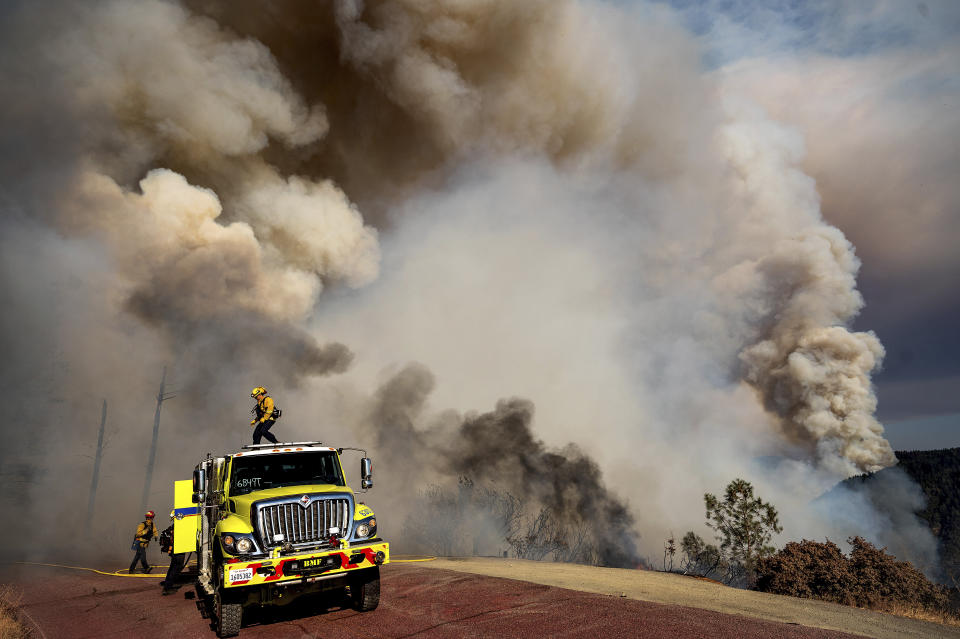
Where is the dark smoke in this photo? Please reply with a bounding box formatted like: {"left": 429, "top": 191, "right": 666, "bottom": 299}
{"left": 365, "top": 364, "right": 639, "bottom": 567}
{"left": 452, "top": 399, "right": 639, "bottom": 567}
{"left": 126, "top": 312, "right": 354, "bottom": 388}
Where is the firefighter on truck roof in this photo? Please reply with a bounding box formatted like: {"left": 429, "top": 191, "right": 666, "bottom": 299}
{"left": 250, "top": 386, "right": 281, "bottom": 445}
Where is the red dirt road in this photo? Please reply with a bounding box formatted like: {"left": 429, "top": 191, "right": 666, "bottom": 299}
{"left": 1, "top": 561, "right": 868, "bottom": 639}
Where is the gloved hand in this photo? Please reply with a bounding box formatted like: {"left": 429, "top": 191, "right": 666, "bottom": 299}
{"left": 250, "top": 419, "right": 257, "bottom": 427}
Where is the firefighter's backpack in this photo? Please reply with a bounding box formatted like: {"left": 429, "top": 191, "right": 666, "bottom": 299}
{"left": 159, "top": 526, "right": 174, "bottom": 554}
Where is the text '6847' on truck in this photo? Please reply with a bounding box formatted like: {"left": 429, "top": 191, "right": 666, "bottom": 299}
{"left": 175, "top": 441, "right": 388, "bottom": 637}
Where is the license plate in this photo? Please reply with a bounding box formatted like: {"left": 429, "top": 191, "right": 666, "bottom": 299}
{"left": 229, "top": 568, "right": 253, "bottom": 583}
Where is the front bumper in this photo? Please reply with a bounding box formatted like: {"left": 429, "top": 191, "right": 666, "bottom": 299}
{"left": 223, "top": 540, "right": 389, "bottom": 588}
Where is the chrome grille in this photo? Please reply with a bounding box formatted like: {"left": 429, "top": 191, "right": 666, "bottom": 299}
{"left": 256, "top": 498, "right": 351, "bottom": 546}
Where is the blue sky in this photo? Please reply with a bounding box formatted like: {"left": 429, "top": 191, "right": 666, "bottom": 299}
{"left": 663, "top": 0, "right": 960, "bottom": 61}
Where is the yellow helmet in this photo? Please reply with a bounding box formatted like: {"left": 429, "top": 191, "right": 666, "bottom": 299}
{"left": 251, "top": 386, "right": 266, "bottom": 398}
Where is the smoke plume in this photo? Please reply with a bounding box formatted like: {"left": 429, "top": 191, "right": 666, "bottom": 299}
{"left": 362, "top": 364, "right": 638, "bottom": 566}
{"left": 0, "top": 0, "right": 930, "bottom": 571}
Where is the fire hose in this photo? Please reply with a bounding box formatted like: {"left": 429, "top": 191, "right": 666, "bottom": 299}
{"left": 11, "top": 555, "right": 434, "bottom": 578}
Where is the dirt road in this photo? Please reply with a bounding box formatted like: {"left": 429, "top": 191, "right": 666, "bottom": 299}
{"left": 1, "top": 559, "right": 955, "bottom": 639}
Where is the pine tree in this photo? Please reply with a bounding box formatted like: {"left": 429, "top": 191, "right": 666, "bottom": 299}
{"left": 704, "top": 478, "right": 783, "bottom": 583}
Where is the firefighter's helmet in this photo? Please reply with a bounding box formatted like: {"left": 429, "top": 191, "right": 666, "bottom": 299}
{"left": 145, "top": 510, "right": 155, "bottom": 519}
{"left": 251, "top": 386, "right": 267, "bottom": 398}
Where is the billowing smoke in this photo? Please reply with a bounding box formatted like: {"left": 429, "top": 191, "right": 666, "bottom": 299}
{"left": 2, "top": 0, "right": 381, "bottom": 388}
{"left": 362, "top": 364, "right": 638, "bottom": 566}
{"left": 0, "top": 0, "right": 932, "bottom": 571}
{"left": 64, "top": 168, "right": 359, "bottom": 384}
{"left": 735, "top": 234, "right": 893, "bottom": 476}
{"left": 712, "top": 107, "right": 894, "bottom": 476}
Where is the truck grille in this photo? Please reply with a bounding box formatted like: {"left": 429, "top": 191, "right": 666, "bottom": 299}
{"left": 256, "top": 498, "right": 351, "bottom": 546}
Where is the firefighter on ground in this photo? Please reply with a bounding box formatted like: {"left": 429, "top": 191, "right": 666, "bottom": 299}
{"left": 250, "top": 386, "right": 280, "bottom": 444}
{"left": 159, "top": 511, "right": 187, "bottom": 595}
{"left": 129, "top": 510, "right": 158, "bottom": 574}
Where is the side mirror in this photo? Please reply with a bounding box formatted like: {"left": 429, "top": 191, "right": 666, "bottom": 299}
{"left": 192, "top": 468, "right": 205, "bottom": 504}
{"left": 360, "top": 458, "right": 373, "bottom": 490}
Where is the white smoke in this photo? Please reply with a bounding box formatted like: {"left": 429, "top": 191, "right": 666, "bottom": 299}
{"left": 233, "top": 168, "right": 380, "bottom": 290}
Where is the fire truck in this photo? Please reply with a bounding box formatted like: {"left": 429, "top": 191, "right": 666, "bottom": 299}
{"left": 174, "top": 442, "right": 389, "bottom": 637}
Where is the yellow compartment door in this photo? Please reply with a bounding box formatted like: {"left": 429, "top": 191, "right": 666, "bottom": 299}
{"left": 173, "top": 479, "right": 200, "bottom": 554}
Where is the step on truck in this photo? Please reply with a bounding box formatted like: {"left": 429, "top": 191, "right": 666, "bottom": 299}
{"left": 174, "top": 441, "right": 389, "bottom": 637}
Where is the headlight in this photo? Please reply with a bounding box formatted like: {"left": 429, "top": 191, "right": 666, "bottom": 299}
{"left": 356, "top": 524, "right": 370, "bottom": 539}
{"left": 221, "top": 534, "right": 254, "bottom": 555}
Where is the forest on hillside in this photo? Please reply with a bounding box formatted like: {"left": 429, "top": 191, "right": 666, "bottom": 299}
{"left": 842, "top": 447, "right": 960, "bottom": 582}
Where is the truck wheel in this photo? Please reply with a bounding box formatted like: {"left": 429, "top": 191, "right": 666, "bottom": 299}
{"left": 216, "top": 590, "right": 242, "bottom": 638}
{"left": 349, "top": 567, "right": 380, "bottom": 612}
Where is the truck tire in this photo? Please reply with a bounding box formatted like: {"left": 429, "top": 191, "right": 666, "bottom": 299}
{"left": 349, "top": 567, "right": 380, "bottom": 612}
{"left": 216, "top": 590, "right": 242, "bottom": 638}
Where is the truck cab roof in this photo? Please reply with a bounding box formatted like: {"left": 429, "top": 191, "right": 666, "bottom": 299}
{"left": 231, "top": 442, "right": 335, "bottom": 458}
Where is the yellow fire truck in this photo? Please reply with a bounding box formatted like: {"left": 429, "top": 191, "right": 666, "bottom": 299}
{"left": 174, "top": 442, "right": 388, "bottom": 637}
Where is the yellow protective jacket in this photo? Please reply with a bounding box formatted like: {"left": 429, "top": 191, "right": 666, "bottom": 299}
{"left": 253, "top": 395, "right": 275, "bottom": 425}
{"left": 135, "top": 520, "right": 157, "bottom": 548}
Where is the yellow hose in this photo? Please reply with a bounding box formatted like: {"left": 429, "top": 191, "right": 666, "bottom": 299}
{"left": 392, "top": 557, "right": 437, "bottom": 563}
{"left": 13, "top": 561, "right": 176, "bottom": 578}
{"left": 13, "top": 556, "right": 430, "bottom": 576}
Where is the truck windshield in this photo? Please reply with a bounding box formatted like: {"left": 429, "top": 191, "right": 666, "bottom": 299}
{"left": 229, "top": 452, "right": 345, "bottom": 496}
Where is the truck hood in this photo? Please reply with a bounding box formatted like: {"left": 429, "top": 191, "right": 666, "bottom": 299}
{"left": 229, "top": 484, "right": 352, "bottom": 518}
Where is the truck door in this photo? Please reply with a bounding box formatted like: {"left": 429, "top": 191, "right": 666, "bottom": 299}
{"left": 173, "top": 479, "right": 200, "bottom": 554}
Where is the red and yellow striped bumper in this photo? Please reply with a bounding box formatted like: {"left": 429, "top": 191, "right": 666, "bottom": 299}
{"left": 223, "top": 541, "right": 389, "bottom": 588}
